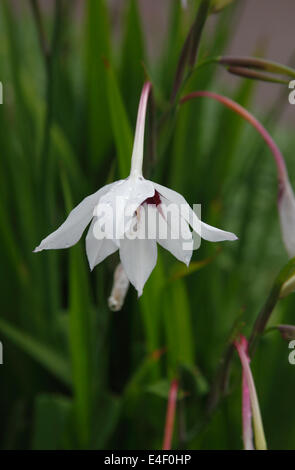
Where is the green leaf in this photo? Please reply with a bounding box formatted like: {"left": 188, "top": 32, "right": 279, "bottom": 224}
{"left": 163, "top": 279, "right": 195, "bottom": 375}
{"left": 169, "top": 249, "right": 221, "bottom": 281}
{"left": 85, "top": 0, "right": 112, "bottom": 168}
{"left": 210, "top": 77, "right": 256, "bottom": 194}
{"left": 21, "top": 72, "right": 86, "bottom": 190}
{"left": 0, "top": 196, "right": 29, "bottom": 285}
{"left": 32, "top": 394, "right": 72, "bottom": 450}
{"left": 146, "top": 379, "right": 184, "bottom": 400}
{"left": 139, "top": 252, "right": 165, "bottom": 355}
{"left": 210, "top": 0, "right": 235, "bottom": 14}
{"left": 0, "top": 317, "right": 71, "bottom": 386}
{"left": 105, "top": 61, "right": 133, "bottom": 178}
{"left": 120, "top": 0, "right": 145, "bottom": 122}
{"left": 93, "top": 394, "right": 121, "bottom": 449}
{"left": 68, "top": 245, "right": 93, "bottom": 448}
{"left": 2, "top": 0, "right": 36, "bottom": 160}
{"left": 124, "top": 350, "right": 165, "bottom": 401}
{"left": 60, "top": 173, "right": 93, "bottom": 449}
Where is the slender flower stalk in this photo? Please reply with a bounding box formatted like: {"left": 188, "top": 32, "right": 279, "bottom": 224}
{"left": 181, "top": 91, "right": 295, "bottom": 257}
{"left": 162, "top": 379, "right": 179, "bottom": 450}
{"left": 241, "top": 366, "right": 253, "bottom": 450}
{"left": 249, "top": 257, "right": 295, "bottom": 355}
{"left": 234, "top": 336, "right": 267, "bottom": 451}
{"left": 34, "top": 82, "right": 237, "bottom": 296}
{"left": 130, "top": 82, "right": 151, "bottom": 178}
{"left": 235, "top": 337, "right": 253, "bottom": 450}
{"left": 30, "top": 0, "right": 50, "bottom": 58}
{"left": 180, "top": 91, "right": 288, "bottom": 188}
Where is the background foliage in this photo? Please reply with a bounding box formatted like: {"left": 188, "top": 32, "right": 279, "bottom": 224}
{"left": 0, "top": 0, "right": 294, "bottom": 450}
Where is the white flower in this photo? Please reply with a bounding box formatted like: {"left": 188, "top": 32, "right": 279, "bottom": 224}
{"left": 34, "top": 82, "right": 237, "bottom": 296}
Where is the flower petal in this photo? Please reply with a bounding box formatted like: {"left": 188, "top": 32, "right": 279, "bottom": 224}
{"left": 86, "top": 218, "right": 118, "bottom": 271}
{"left": 34, "top": 183, "right": 117, "bottom": 252}
{"left": 153, "top": 182, "right": 188, "bottom": 206}
{"left": 278, "top": 178, "right": 295, "bottom": 257}
{"left": 197, "top": 221, "right": 238, "bottom": 242}
{"left": 99, "top": 177, "right": 155, "bottom": 240}
{"left": 119, "top": 227, "right": 157, "bottom": 297}
{"left": 157, "top": 234, "right": 192, "bottom": 266}
{"left": 153, "top": 182, "right": 237, "bottom": 242}
{"left": 147, "top": 203, "right": 192, "bottom": 266}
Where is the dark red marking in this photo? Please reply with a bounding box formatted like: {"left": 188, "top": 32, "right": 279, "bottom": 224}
{"left": 142, "top": 190, "right": 162, "bottom": 206}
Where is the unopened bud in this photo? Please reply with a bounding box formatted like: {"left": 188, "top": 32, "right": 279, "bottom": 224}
{"left": 278, "top": 179, "right": 295, "bottom": 260}
{"left": 108, "top": 263, "right": 130, "bottom": 312}
{"left": 227, "top": 66, "right": 288, "bottom": 85}
{"left": 219, "top": 56, "right": 295, "bottom": 79}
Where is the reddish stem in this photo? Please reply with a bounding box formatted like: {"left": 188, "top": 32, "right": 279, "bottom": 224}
{"left": 180, "top": 91, "right": 288, "bottom": 198}
{"left": 162, "top": 379, "right": 179, "bottom": 450}
{"left": 234, "top": 336, "right": 254, "bottom": 450}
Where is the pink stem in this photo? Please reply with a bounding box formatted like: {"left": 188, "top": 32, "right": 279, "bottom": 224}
{"left": 162, "top": 379, "right": 179, "bottom": 450}
{"left": 180, "top": 91, "right": 288, "bottom": 198}
{"left": 234, "top": 335, "right": 267, "bottom": 450}
{"left": 234, "top": 336, "right": 254, "bottom": 450}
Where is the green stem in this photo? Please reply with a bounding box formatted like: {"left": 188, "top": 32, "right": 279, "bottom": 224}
{"left": 248, "top": 287, "right": 280, "bottom": 357}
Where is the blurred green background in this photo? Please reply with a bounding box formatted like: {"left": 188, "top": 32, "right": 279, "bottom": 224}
{"left": 0, "top": 0, "right": 294, "bottom": 450}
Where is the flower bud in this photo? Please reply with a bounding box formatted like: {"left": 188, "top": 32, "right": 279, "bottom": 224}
{"left": 227, "top": 66, "right": 288, "bottom": 85}
{"left": 108, "top": 263, "right": 130, "bottom": 311}
{"left": 219, "top": 56, "right": 295, "bottom": 79}
{"left": 278, "top": 179, "right": 295, "bottom": 260}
